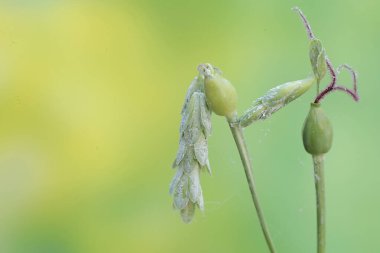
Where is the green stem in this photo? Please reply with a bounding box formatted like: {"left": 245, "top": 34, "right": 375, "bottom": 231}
{"left": 228, "top": 118, "right": 277, "bottom": 253}
{"left": 317, "top": 80, "right": 320, "bottom": 96}
{"left": 312, "top": 155, "right": 326, "bottom": 253}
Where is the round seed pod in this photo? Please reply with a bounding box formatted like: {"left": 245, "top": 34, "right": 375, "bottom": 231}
{"left": 302, "top": 103, "right": 333, "bottom": 155}
{"left": 204, "top": 73, "right": 237, "bottom": 118}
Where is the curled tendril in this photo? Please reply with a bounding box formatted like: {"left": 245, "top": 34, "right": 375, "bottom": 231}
{"left": 293, "top": 7, "right": 359, "bottom": 103}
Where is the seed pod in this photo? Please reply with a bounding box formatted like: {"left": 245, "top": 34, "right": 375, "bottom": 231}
{"left": 197, "top": 63, "right": 237, "bottom": 119}
{"left": 302, "top": 103, "right": 333, "bottom": 155}
{"left": 204, "top": 73, "right": 237, "bottom": 118}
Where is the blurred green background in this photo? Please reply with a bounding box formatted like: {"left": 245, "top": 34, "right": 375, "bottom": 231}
{"left": 0, "top": 0, "right": 378, "bottom": 252}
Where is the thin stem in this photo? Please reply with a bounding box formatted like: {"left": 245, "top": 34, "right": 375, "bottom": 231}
{"left": 314, "top": 59, "right": 337, "bottom": 103}
{"left": 325, "top": 58, "right": 337, "bottom": 89}
{"left": 228, "top": 118, "right": 277, "bottom": 253}
{"left": 292, "top": 7, "right": 315, "bottom": 40}
{"left": 312, "top": 155, "right": 326, "bottom": 253}
{"left": 337, "top": 64, "right": 357, "bottom": 93}
{"left": 332, "top": 86, "right": 359, "bottom": 101}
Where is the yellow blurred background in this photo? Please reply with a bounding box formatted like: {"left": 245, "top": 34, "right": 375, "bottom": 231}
{"left": 0, "top": 0, "right": 378, "bottom": 252}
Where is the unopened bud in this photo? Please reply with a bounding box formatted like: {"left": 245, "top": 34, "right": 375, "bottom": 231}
{"left": 198, "top": 63, "right": 238, "bottom": 119}
{"left": 302, "top": 103, "right": 333, "bottom": 155}
{"left": 240, "top": 77, "right": 315, "bottom": 127}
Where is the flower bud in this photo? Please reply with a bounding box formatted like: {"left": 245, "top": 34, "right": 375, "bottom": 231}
{"left": 198, "top": 63, "right": 237, "bottom": 118}
{"left": 239, "top": 77, "right": 315, "bottom": 127}
{"left": 302, "top": 103, "right": 333, "bottom": 155}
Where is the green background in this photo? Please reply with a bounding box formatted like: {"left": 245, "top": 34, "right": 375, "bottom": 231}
{"left": 0, "top": 0, "right": 377, "bottom": 252}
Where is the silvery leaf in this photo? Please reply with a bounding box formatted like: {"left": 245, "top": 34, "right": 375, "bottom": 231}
{"left": 180, "top": 150, "right": 197, "bottom": 173}
{"left": 203, "top": 159, "right": 212, "bottom": 175}
{"left": 197, "top": 188, "right": 204, "bottom": 211}
{"left": 189, "top": 92, "right": 202, "bottom": 128}
{"left": 194, "top": 134, "right": 208, "bottom": 166}
{"left": 181, "top": 76, "right": 201, "bottom": 115}
{"left": 180, "top": 202, "right": 195, "bottom": 223}
{"left": 169, "top": 168, "right": 183, "bottom": 194}
{"left": 180, "top": 92, "right": 202, "bottom": 135}
{"left": 189, "top": 168, "right": 201, "bottom": 203}
{"left": 199, "top": 94, "right": 212, "bottom": 136}
{"left": 180, "top": 92, "right": 196, "bottom": 134}
{"left": 173, "top": 176, "right": 189, "bottom": 210}
{"left": 172, "top": 139, "right": 186, "bottom": 168}
{"left": 184, "top": 127, "right": 201, "bottom": 146}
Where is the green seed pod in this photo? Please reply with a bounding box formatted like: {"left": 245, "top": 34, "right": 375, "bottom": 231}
{"left": 197, "top": 63, "right": 237, "bottom": 118}
{"left": 204, "top": 74, "right": 237, "bottom": 117}
{"left": 302, "top": 103, "right": 333, "bottom": 155}
{"left": 204, "top": 72, "right": 237, "bottom": 118}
